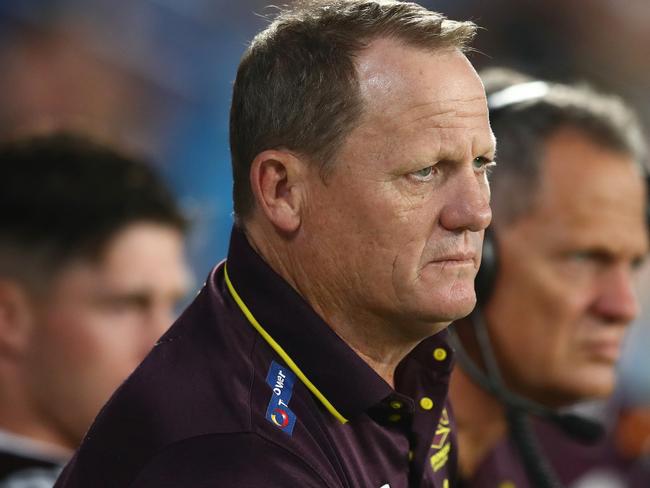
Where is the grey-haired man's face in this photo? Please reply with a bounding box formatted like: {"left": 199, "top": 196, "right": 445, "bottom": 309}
{"left": 485, "top": 127, "right": 648, "bottom": 407}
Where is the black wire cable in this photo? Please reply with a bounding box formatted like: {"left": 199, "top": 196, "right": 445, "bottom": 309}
{"left": 449, "top": 311, "right": 567, "bottom": 488}
{"left": 506, "top": 407, "right": 563, "bottom": 488}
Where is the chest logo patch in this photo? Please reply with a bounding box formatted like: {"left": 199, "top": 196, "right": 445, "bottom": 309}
{"left": 265, "top": 360, "right": 297, "bottom": 435}
{"left": 430, "top": 408, "right": 451, "bottom": 472}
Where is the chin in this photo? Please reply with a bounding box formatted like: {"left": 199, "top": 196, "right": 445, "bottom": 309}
{"left": 439, "top": 288, "right": 477, "bottom": 320}
{"left": 417, "top": 299, "right": 476, "bottom": 324}
{"left": 581, "top": 363, "right": 617, "bottom": 396}
{"left": 403, "top": 279, "right": 477, "bottom": 324}
{"left": 547, "top": 376, "right": 616, "bottom": 407}
{"left": 576, "top": 380, "right": 616, "bottom": 401}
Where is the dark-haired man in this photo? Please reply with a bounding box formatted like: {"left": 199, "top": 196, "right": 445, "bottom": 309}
{"left": 449, "top": 69, "right": 649, "bottom": 487}
{"left": 0, "top": 132, "right": 191, "bottom": 486}
{"left": 56, "top": 1, "right": 495, "bottom": 487}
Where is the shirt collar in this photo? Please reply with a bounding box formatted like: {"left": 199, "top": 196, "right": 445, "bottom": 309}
{"left": 0, "top": 429, "right": 71, "bottom": 463}
{"left": 223, "top": 225, "right": 453, "bottom": 421}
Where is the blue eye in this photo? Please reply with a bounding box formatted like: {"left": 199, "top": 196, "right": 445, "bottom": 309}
{"left": 568, "top": 252, "right": 590, "bottom": 264}
{"left": 568, "top": 250, "right": 611, "bottom": 267}
{"left": 474, "top": 156, "right": 496, "bottom": 172}
{"left": 411, "top": 166, "right": 434, "bottom": 181}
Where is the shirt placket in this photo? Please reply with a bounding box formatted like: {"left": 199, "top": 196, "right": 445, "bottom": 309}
{"left": 398, "top": 342, "right": 455, "bottom": 488}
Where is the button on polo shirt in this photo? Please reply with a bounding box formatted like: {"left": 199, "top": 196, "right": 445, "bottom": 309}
{"left": 55, "top": 227, "right": 457, "bottom": 488}
{"left": 434, "top": 348, "right": 448, "bottom": 362}
{"left": 420, "top": 397, "right": 434, "bottom": 411}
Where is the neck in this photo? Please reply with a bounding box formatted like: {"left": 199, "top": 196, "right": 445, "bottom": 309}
{"left": 306, "top": 302, "right": 422, "bottom": 388}
{"left": 0, "top": 374, "right": 75, "bottom": 454}
{"left": 449, "top": 365, "right": 508, "bottom": 478}
{"left": 245, "top": 223, "right": 432, "bottom": 388}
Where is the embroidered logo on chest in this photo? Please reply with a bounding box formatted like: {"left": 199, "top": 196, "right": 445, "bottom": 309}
{"left": 430, "top": 408, "right": 451, "bottom": 472}
{"left": 265, "top": 360, "right": 297, "bottom": 435}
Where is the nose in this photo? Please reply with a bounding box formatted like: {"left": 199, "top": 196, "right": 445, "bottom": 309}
{"left": 439, "top": 165, "right": 492, "bottom": 232}
{"left": 593, "top": 265, "right": 639, "bottom": 325}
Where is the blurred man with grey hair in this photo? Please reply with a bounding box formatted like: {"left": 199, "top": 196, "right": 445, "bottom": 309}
{"left": 449, "top": 69, "right": 649, "bottom": 488}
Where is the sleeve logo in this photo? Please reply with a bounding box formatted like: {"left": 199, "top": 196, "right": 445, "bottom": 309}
{"left": 265, "top": 360, "right": 297, "bottom": 435}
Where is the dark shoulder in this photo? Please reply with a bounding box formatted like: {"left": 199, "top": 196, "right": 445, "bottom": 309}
{"left": 0, "top": 449, "right": 61, "bottom": 484}
{"left": 130, "top": 432, "right": 334, "bottom": 488}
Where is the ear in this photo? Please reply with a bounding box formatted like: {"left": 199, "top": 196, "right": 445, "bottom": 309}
{"left": 0, "top": 280, "right": 34, "bottom": 357}
{"left": 249, "top": 149, "right": 307, "bottom": 233}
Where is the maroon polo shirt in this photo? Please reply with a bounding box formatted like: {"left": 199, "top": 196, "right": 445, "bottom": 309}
{"left": 55, "top": 227, "right": 457, "bottom": 488}
{"left": 461, "top": 416, "right": 650, "bottom": 488}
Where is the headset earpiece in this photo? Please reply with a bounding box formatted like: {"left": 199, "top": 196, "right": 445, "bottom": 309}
{"left": 475, "top": 227, "right": 498, "bottom": 307}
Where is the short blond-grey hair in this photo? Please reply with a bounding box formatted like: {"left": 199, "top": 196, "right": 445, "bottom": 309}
{"left": 230, "top": 0, "right": 477, "bottom": 220}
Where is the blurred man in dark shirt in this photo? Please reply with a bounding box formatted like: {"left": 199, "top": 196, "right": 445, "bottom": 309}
{"left": 0, "top": 132, "right": 191, "bottom": 486}
{"left": 55, "top": 1, "right": 496, "bottom": 486}
{"left": 449, "top": 69, "right": 649, "bottom": 488}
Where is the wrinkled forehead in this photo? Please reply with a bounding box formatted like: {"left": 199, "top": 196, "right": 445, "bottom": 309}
{"left": 528, "top": 134, "right": 649, "bottom": 255}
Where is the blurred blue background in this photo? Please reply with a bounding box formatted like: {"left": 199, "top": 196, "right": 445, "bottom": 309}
{"left": 1, "top": 0, "right": 649, "bottom": 404}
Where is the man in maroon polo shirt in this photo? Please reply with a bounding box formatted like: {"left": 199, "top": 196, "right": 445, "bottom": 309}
{"left": 449, "top": 69, "right": 649, "bottom": 487}
{"left": 55, "top": 1, "right": 495, "bottom": 487}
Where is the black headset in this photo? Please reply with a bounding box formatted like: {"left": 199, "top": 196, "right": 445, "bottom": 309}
{"left": 448, "top": 80, "right": 650, "bottom": 488}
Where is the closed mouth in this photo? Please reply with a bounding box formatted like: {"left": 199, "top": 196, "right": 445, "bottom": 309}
{"left": 430, "top": 252, "right": 476, "bottom": 264}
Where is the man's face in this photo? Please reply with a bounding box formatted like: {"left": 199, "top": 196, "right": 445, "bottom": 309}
{"left": 23, "top": 222, "right": 191, "bottom": 448}
{"left": 298, "top": 40, "right": 494, "bottom": 341}
{"left": 486, "top": 128, "right": 649, "bottom": 407}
